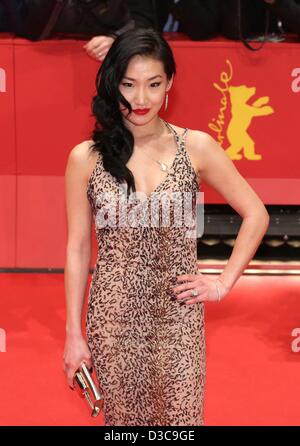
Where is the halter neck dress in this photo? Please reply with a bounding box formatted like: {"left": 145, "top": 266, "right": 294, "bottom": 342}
{"left": 86, "top": 120, "right": 206, "bottom": 426}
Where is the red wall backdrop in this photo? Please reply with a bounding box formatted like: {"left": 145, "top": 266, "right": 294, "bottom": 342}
{"left": 0, "top": 34, "right": 299, "bottom": 268}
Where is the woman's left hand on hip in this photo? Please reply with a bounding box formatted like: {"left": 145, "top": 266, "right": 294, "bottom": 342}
{"left": 172, "top": 273, "right": 230, "bottom": 304}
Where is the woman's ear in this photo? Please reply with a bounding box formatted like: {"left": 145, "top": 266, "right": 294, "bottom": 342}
{"left": 166, "top": 75, "right": 174, "bottom": 92}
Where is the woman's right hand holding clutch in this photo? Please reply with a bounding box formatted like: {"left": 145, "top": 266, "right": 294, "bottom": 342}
{"left": 63, "top": 333, "right": 93, "bottom": 390}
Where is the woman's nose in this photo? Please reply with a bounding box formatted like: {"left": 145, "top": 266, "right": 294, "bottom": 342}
{"left": 135, "top": 88, "right": 146, "bottom": 105}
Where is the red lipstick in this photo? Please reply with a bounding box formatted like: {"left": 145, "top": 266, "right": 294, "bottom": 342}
{"left": 133, "top": 108, "right": 150, "bottom": 115}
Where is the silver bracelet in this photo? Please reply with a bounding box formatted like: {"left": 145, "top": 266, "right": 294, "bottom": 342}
{"left": 215, "top": 280, "right": 221, "bottom": 302}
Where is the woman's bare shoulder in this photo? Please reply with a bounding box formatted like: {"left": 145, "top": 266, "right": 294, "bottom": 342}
{"left": 188, "top": 129, "right": 215, "bottom": 148}
{"left": 66, "top": 140, "right": 99, "bottom": 181}
{"left": 187, "top": 130, "right": 212, "bottom": 175}
{"left": 68, "top": 139, "right": 95, "bottom": 160}
{"left": 188, "top": 129, "right": 231, "bottom": 176}
{"left": 169, "top": 122, "right": 212, "bottom": 145}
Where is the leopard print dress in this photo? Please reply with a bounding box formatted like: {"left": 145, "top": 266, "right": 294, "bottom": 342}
{"left": 85, "top": 120, "right": 206, "bottom": 426}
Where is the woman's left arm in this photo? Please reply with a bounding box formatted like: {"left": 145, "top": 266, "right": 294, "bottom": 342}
{"left": 194, "top": 131, "right": 270, "bottom": 292}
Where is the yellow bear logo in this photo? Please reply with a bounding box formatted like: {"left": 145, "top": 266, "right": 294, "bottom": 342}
{"left": 225, "top": 85, "right": 274, "bottom": 160}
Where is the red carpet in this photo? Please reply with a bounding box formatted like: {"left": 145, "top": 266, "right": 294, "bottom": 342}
{"left": 0, "top": 273, "right": 299, "bottom": 425}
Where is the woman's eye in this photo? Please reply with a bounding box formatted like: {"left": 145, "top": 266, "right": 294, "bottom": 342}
{"left": 121, "top": 82, "right": 162, "bottom": 88}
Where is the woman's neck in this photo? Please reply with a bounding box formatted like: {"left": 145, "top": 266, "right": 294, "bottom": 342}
{"left": 124, "top": 115, "right": 166, "bottom": 143}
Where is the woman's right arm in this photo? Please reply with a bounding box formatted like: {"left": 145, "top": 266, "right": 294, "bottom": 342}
{"left": 63, "top": 142, "right": 94, "bottom": 389}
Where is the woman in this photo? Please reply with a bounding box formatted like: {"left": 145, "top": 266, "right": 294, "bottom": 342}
{"left": 63, "top": 28, "right": 269, "bottom": 426}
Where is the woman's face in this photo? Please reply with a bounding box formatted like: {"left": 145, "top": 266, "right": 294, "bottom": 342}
{"left": 118, "top": 55, "right": 173, "bottom": 125}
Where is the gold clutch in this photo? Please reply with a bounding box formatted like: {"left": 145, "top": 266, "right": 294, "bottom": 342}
{"left": 73, "top": 362, "right": 104, "bottom": 417}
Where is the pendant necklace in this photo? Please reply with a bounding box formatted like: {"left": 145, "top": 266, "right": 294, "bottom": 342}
{"left": 143, "top": 155, "right": 169, "bottom": 173}
{"left": 139, "top": 119, "right": 175, "bottom": 173}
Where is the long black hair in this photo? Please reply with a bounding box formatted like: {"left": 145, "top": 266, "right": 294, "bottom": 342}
{"left": 90, "top": 27, "right": 176, "bottom": 197}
